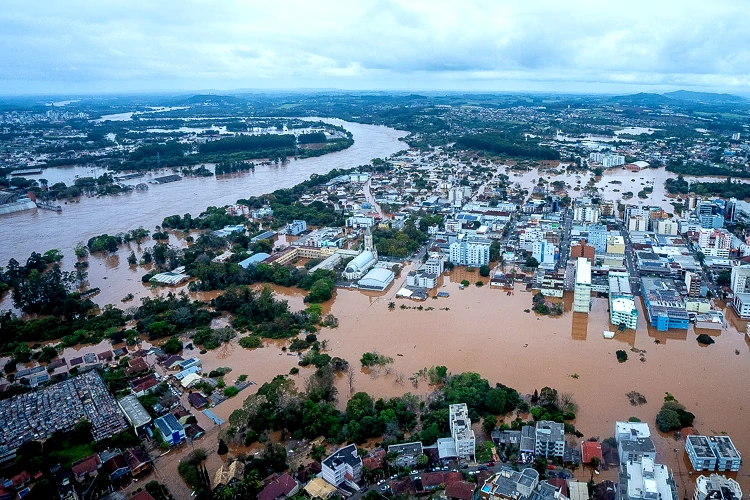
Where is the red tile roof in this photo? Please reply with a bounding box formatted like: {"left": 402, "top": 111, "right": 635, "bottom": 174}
{"left": 71, "top": 454, "right": 101, "bottom": 479}
{"left": 421, "top": 471, "right": 445, "bottom": 488}
{"left": 257, "top": 472, "right": 298, "bottom": 500}
{"left": 445, "top": 480, "right": 475, "bottom": 500}
{"left": 582, "top": 440, "right": 603, "bottom": 464}
{"left": 131, "top": 491, "right": 156, "bottom": 500}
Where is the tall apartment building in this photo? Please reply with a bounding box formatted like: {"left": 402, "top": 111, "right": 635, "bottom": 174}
{"left": 625, "top": 206, "right": 651, "bottom": 227}
{"left": 730, "top": 266, "right": 750, "bottom": 295}
{"left": 697, "top": 228, "right": 731, "bottom": 257}
{"left": 449, "top": 404, "right": 476, "bottom": 461}
{"left": 589, "top": 152, "right": 625, "bottom": 168}
{"left": 609, "top": 271, "right": 638, "bottom": 330}
{"left": 685, "top": 272, "right": 702, "bottom": 298}
{"left": 532, "top": 240, "right": 556, "bottom": 265}
{"left": 573, "top": 258, "right": 591, "bottom": 313}
{"left": 534, "top": 421, "right": 565, "bottom": 459}
{"left": 628, "top": 216, "right": 648, "bottom": 232}
{"left": 573, "top": 205, "right": 600, "bottom": 224}
{"left": 449, "top": 236, "right": 491, "bottom": 266}
{"left": 587, "top": 224, "right": 608, "bottom": 253}
{"left": 652, "top": 218, "right": 680, "bottom": 235}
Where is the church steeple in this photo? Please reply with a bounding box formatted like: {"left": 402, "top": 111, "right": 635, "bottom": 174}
{"left": 364, "top": 225, "right": 373, "bottom": 252}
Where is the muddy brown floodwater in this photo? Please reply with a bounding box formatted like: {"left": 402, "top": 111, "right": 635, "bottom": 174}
{"left": 200, "top": 268, "right": 750, "bottom": 497}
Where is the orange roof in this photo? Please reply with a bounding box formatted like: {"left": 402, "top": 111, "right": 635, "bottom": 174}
{"left": 582, "top": 441, "right": 603, "bottom": 464}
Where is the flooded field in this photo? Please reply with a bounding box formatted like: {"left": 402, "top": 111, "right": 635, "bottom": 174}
{"left": 199, "top": 268, "right": 750, "bottom": 496}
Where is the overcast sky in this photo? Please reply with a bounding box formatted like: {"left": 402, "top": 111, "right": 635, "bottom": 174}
{"left": 1, "top": 0, "right": 749, "bottom": 95}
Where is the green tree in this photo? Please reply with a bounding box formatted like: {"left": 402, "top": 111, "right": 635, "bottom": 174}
{"left": 479, "top": 265, "right": 491, "bottom": 277}
{"left": 162, "top": 336, "right": 183, "bottom": 354}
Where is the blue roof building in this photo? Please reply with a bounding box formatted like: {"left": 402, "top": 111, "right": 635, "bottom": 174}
{"left": 154, "top": 414, "right": 186, "bottom": 446}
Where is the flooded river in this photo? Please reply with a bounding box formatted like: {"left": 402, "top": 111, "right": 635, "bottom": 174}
{"left": 0, "top": 119, "right": 407, "bottom": 265}
{"left": 3, "top": 122, "right": 750, "bottom": 495}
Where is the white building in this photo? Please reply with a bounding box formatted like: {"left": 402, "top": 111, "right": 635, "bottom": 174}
{"left": 344, "top": 227, "right": 378, "bottom": 280}
{"left": 358, "top": 267, "right": 395, "bottom": 291}
{"left": 406, "top": 271, "right": 438, "bottom": 289}
{"left": 653, "top": 219, "right": 680, "bottom": 236}
{"left": 625, "top": 206, "right": 651, "bottom": 228}
{"left": 449, "top": 235, "right": 491, "bottom": 266}
{"left": 534, "top": 421, "right": 565, "bottom": 459}
{"left": 346, "top": 215, "right": 375, "bottom": 228}
{"left": 321, "top": 444, "right": 362, "bottom": 487}
{"left": 532, "top": 240, "right": 556, "bottom": 265}
{"left": 590, "top": 152, "right": 626, "bottom": 168}
{"left": 628, "top": 216, "right": 648, "bottom": 232}
{"left": 730, "top": 266, "right": 750, "bottom": 295}
{"left": 624, "top": 456, "right": 678, "bottom": 500}
{"left": 449, "top": 403, "right": 476, "bottom": 461}
{"left": 615, "top": 421, "right": 656, "bottom": 465}
{"left": 573, "top": 257, "right": 591, "bottom": 313}
{"left": 449, "top": 187, "right": 464, "bottom": 208}
{"left": 697, "top": 228, "right": 731, "bottom": 258}
{"left": 286, "top": 219, "right": 307, "bottom": 236}
{"left": 573, "top": 205, "right": 600, "bottom": 224}
{"left": 609, "top": 271, "right": 638, "bottom": 330}
{"left": 423, "top": 256, "right": 445, "bottom": 275}
{"left": 694, "top": 474, "right": 742, "bottom": 500}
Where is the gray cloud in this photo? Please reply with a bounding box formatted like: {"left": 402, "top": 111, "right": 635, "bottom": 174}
{"left": 1, "top": 0, "right": 749, "bottom": 94}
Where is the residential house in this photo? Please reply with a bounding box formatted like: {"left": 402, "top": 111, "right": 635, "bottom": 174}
{"left": 258, "top": 472, "right": 300, "bottom": 500}
{"left": 123, "top": 447, "right": 152, "bottom": 477}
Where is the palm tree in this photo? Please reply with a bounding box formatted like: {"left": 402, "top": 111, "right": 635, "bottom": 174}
{"left": 388, "top": 302, "right": 395, "bottom": 310}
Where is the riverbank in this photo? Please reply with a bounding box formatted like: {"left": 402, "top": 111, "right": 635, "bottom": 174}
{"left": 0, "top": 120, "right": 407, "bottom": 265}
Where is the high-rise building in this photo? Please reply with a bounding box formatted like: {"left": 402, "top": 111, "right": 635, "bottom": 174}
{"left": 573, "top": 205, "right": 600, "bottom": 224}
{"left": 449, "top": 235, "right": 491, "bottom": 266}
{"left": 609, "top": 271, "right": 638, "bottom": 330}
{"left": 449, "top": 404, "right": 476, "bottom": 461}
{"left": 730, "top": 266, "right": 750, "bottom": 295}
{"left": 573, "top": 258, "right": 591, "bottom": 313}
{"left": 686, "top": 272, "right": 702, "bottom": 298}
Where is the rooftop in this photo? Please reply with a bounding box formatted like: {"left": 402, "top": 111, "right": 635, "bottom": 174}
{"left": 688, "top": 436, "right": 717, "bottom": 459}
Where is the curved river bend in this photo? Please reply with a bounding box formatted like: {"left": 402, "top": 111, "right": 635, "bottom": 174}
{"left": 0, "top": 119, "right": 407, "bottom": 264}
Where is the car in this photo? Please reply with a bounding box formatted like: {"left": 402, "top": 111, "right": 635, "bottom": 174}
{"left": 442, "top": 466, "right": 449, "bottom": 471}
{"left": 390, "top": 475, "right": 397, "bottom": 480}
{"left": 547, "top": 465, "right": 555, "bottom": 470}
{"left": 361, "top": 487, "right": 368, "bottom": 493}
{"left": 487, "top": 461, "right": 495, "bottom": 467}
{"left": 478, "top": 465, "right": 488, "bottom": 471}
{"left": 460, "top": 464, "right": 469, "bottom": 469}
{"left": 411, "top": 470, "right": 417, "bottom": 475}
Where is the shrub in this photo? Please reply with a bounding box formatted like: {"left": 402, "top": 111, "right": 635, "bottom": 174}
{"left": 238, "top": 336, "right": 262, "bottom": 349}
{"left": 223, "top": 386, "right": 239, "bottom": 398}
{"left": 616, "top": 350, "right": 628, "bottom": 363}
{"left": 696, "top": 334, "right": 715, "bottom": 345}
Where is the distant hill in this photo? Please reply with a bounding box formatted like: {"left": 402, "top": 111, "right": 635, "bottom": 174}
{"left": 184, "top": 94, "right": 246, "bottom": 106}
{"left": 608, "top": 93, "right": 672, "bottom": 106}
{"left": 663, "top": 90, "right": 746, "bottom": 103}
